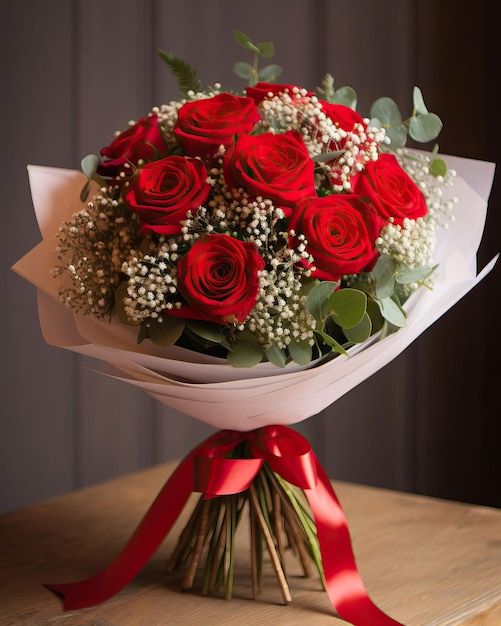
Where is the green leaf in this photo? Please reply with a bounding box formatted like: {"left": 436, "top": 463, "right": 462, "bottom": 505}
{"left": 409, "top": 113, "right": 443, "bottom": 143}
{"left": 430, "top": 157, "right": 448, "bottom": 177}
{"left": 370, "top": 97, "right": 402, "bottom": 126}
{"left": 330, "top": 288, "right": 367, "bottom": 329}
{"left": 233, "top": 30, "right": 260, "bottom": 52}
{"left": 314, "top": 329, "right": 349, "bottom": 356}
{"left": 227, "top": 339, "right": 265, "bottom": 367}
{"left": 372, "top": 254, "right": 396, "bottom": 299}
{"left": 80, "top": 180, "right": 90, "bottom": 202}
{"left": 148, "top": 316, "right": 185, "bottom": 346}
{"left": 385, "top": 124, "right": 408, "bottom": 148}
{"left": 331, "top": 85, "right": 357, "bottom": 109}
{"left": 396, "top": 264, "right": 434, "bottom": 284}
{"left": 377, "top": 296, "right": 407, "bottom": 327}
{"left": 265, "top": 344, "right": 287, "bottom": 368}
{"left": 256, "top": 41, "right": 275, "bottom": 58}
{"left": 81, "top": 153, "right": 99, "bottom": 179}
{"left": 366, "top": 297, "right": 384, "bottom": 333}
{"left": 413, "top": 86, "right": 428, "bottom": 115}
{"left": 312, "top": 149, "right": 346, "bottom": 162}
{"left": 186, "top": 320, "right": 230, "bottom": 349}
{"left": 234, "top": 61, "right": 254, "bottom": 80}
{"left": 306, "top": 281, "right": 338, "bottom": 322}
{"left": 157, "top": 49, "right": 204, "bottom": 96}
{"left": 288, "top": 340, "right": 313, "bottom": 366}
{"left": 343, "top": 311, "right": 372, "bottom": 343}
{"left": 257, "top": 64, "right": 283, "bottom": 82}
{"left": 137, "top": 323, "right": 149, "bottom": 344}
{"left": 113, "top": 282, "right": 140, "bottom": 326}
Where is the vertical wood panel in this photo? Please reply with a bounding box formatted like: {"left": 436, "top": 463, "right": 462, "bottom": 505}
{"left": 2, "top": 0, "right": 498, "bottom": 515}
{"left": 0, "top": 1, "right": 78, "bottom": 512}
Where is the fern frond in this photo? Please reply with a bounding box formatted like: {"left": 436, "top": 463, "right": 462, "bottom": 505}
{"left": 157, "top": 49, "right": 204, "bottom": 97}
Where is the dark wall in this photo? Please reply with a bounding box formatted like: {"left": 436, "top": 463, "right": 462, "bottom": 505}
{"left": 1, "top": 0, "right": 499, "bottom": 514}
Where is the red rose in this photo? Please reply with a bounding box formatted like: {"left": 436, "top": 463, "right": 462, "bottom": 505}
{"left": 320, "top": 102, "right": 367, "bottom": 135}
{"left": 244, "top": 82, "right": 314, "bottom": 105}
{"left": 98, "top": 114, "right": 167, "bottom": 180}
{"left": 124, "top": 155, "right": 211, "bottom": 235}
{"left": 173, "top": 93, "right": 261, "bottom": 161}
{"left": 173, "top": 234, "right": 265, "bottom": 324}
{"left": 352, "top": 153, "right": 428, "bottom": 225}
{"left": 223, "top": 130, "right": 316, "bottom": 216}
{"left": 288, "top": 194, "right": 381, "bottom": 281}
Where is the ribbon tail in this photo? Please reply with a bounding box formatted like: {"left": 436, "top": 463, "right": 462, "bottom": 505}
{"left": 306, "top": 460, "right": 404, "bottom": 626}
{"left": 45, "top": 454, "right": 195, "bottom": 610}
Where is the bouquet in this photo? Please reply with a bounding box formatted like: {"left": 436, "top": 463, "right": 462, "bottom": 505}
{"left": 13, "top": 31, "right": 497, "bottom": 625}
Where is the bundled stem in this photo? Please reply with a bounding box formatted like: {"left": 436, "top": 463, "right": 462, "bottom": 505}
{"left": 166, "top": 463, "right": 324, "bottom": 601}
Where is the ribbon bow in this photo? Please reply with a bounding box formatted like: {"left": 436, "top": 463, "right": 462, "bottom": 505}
{"left": 46, "top": 426, "right": 403, "bottom": 625}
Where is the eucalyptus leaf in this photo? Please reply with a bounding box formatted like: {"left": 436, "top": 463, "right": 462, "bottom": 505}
{"left": 343, "top": 311, "right": 372, "bottom": 343}
{"left": 315, "top": 329, "right": 349, "bottom": 356}
{"left": 377, "top": 296, "right": 407, "bottom": 327}
{"left": 330, "top": 288, "right": 367, "bottom": 329}
{"left": 372, "top": 254, "right": 396, "bottom": 299}
{"left": 409, "top": 113, "right": 443, "bottom": 143}
{"left": 233, "top": 30, "right": 259, "bottom": 52}
{"left": 288, "top": 340, "right": 313, "bottom": 366}
{"left": 234, "top": 61, "right": 254, "bottom": 80}
{"left": 306, "top": 281, "right": 338, "bottom": 322}
{"left": 368, "top": 117, "right": 382, "bottom": 129}
{"left": 370, "top": 97, "right": 402, "bottom": 126}
{"left": 256, "top": 41, "right": 275, "bottom": 58}
{"left": 430, "top": 157, "right": 448, "bottom": 177}
{"left": 186, "top": 320, "right": 229, "bottom": 348}
{"left": 148, "top": 316, "right": 185, "bottom": 346}
{"left": 80, "top": 180, "right": 90, "bottom": 202}
{"left": 81, "top": 154, "right": 99, "bottom": 179}
{"left": 331, "top": 85, "right": 357, "bottom": 109}
{"left": 114, "top": 281, "right": 139, "bottom": 326}
{"left": 265, "top": 344, "right": 287, "bottom": 368}
{"left": 413, "top": 86, "right": 428, "bottom": 115}
{"left": 396, "top": 264, "right": 434, "bottom": 284}
{"left": 385, "top": 124, "right": 408, "bottom": 148}
{"left": 227, "top": 339, "right": 265, "bottom": 367}
{"left": 312, "top": 149, "right": 346, "bottom": 162}
{"left": 257, "top": 64, "right": 283, "bottom": 82}
{"left": 366, "top": 297, "right": 384, "bottom": 333}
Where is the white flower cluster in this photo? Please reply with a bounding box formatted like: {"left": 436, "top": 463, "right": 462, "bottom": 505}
{"left": 376, "top": 149, "right": 457, "bottom": 272}
{"left": 122, "top": 241, "right": 182, "bottom": 321}
{"left": 54, "top": 189, "right": 140, "bottom": 318}
{"left": 246, "top": 259, "right": 317, "bottom": 351}
{"left": 256, "top": 89, "right": 386, "bottom": 191}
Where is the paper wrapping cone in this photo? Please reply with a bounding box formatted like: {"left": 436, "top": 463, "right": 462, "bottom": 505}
{"left": 13, "top": 155, "right": 498, "bottom": 430}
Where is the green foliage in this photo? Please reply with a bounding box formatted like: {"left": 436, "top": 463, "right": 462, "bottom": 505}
{"left": 227, "top": 338, "right": 265, "bottom": 367}
{"left": 288, "top": 340, "right": 313, "bottom": 366}
{"left": 79, "top": 153, "right": 107, "bottom": 201}
{"left": 186, "top": 320, "right": 231, "bottom": 349}
{"left": 233, "top": 30, "right": 283, "bottom": 86}
{"left": 144, "top": 316, "right": 186, "bottom": 347}
{"left": 316, "top": 74, "right": 357, "bottom": 109}
{"left": 369, "top": 86, "right": 443, "bottom": 148}
{"left": 157, "top": 48, "right": 204, "bottom": 97}
{"left": 114, "top": 282, "right": 140, "bottom": 326}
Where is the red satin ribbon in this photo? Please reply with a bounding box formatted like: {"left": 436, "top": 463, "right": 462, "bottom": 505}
{"left": 46, "top": 426, "right": 403, "bottom": 625}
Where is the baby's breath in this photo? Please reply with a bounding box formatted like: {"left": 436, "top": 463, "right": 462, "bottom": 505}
{"left": 54, "top": 188, "right": 141, "bottom": 318}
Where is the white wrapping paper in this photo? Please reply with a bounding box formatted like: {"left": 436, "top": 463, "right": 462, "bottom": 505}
{"left": 13, "top": 156, "right": 497, "bottom": 431}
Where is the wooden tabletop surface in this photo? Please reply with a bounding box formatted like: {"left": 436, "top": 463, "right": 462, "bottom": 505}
{"left": 1, "top": 462, "right": 500, "bottom": 625}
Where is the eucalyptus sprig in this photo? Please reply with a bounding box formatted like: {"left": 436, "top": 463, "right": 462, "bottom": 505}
{"left": 233, "top": 30, "right": 283, "bottom": 86}
{"left": 370, "top": 86, "right": 443, "bottom": 148}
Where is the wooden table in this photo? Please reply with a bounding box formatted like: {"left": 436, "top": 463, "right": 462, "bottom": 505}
{"left": 1, "top": 462, "right": 500, "bottom": 625}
